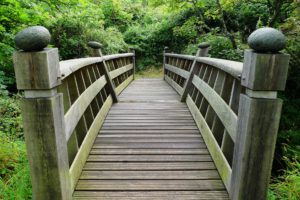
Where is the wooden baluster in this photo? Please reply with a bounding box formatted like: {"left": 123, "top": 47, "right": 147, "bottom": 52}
{"left": 58, "top": 81, "right": 79, "bottom": 166}
{"left": 131, "top": 49, "right": 136, "bottom": 79}
{"left": 87, "top": 64, "right": 106, "bottom": 105}
{"left": 67, "top": 74, "right": 88, "bottom": 145}
{"left": 199, "top": 68, "right": 217, "bottom": 114}
{"left": 210, "top": 71, "right": 227, "bottom": 144}
{"left": 163, "top": 47, "right": 168, "bottom": 79}
{"left": 181, "top": 42, "right": 210, "bottom": 102}
{"left": 92, "top": 65, "right": 107, "bottom": 102}
{"left": 81, "top": 68, "right": 101, "bottom": 113}
{"left": 191, "top": 64, "right": 204, "bottom": 100}
{"left": 174, "top": 59, "right": 182, "bottom": 85}
{"left": 13, "top": 26, "right": 71, "bottom": 199}
{"left": 117, "top": 58, "right": 125, "bottom": 82}
{"left": 204, "top": 69, "right": 222, "bottom": 128}
{"left": 221, "top": 79, "right": 241, "bottom": 165}
{"left": 113, "top": 59, "right": 122, "bottom": 86}
{"left": 230, "top": 28, "right": 290, "bottom": 200}
{"left": 76, "top": 71, "right": 95, "bottom": 124}
{"left": 195, "top": 67, "right": 211, "bottom": 107}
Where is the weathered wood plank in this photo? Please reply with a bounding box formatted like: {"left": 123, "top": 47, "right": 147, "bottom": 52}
{"left": 109, "top": 64, "right": 133, "bottom": 79}
{"left": 80, "top": 170, "right": 220, "bottom": 180}
{"left": 64, "top": 76, "right": 107, "bottom": 141}
{"left": 115, "top": 75, "right": 134, "bottom": 95}
{"left": 76, "top": 180, "right": 226, "bottom": 191}
{"left": 73, "top": 191, "right": 229, "bottom": 200}
{"left": 186, "top": 95, "right": 232, "bottom": 191}
{"left": 164, "top": 75, "right": 183, "bottom": 95}
{"left": 192, "top": 75, "right": 237, "bottom": 142}
{"left": 92, "top": 142, "right": 206, "bottom": 149}
{"left": 87, "top": 155, "right": 212, "bottom": 162}
{"left": 90, "top": 149, "right": 209, "bottom": 155}
{"left": 165, "top": 64, "right": 190, "bottom": 79}
{"left": 69, "top": 95, "right": 113, "bottom": 192}
{"left": 83, "top": 162, "right": 216, "bottom": 170}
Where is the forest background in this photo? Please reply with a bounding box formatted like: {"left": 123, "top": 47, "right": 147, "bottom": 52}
{"left": 0, "top": 0, "right": 299, "bottom": 199}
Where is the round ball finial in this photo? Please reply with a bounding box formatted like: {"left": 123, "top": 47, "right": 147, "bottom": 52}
{"left": 15, "top": 26, "right": 51, "bottom": 51}
{"left": 88, "top": 41, "right": 103, "bottom": 49}
{"left": 247, "top": 27, "right": 286, "bottom": 53}
{"left": 164, "top": 46, "right": 169, "bottom": 50}
{"left": 198, "top": 42, "right": 210, "bottom": 49}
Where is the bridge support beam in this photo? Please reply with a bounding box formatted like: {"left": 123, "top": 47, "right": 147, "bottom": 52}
{"left": 13, "top": 48, "right": 71, "bottom": 200}
{"left": 230, "top": 49, "right": 290, "bottom": 200}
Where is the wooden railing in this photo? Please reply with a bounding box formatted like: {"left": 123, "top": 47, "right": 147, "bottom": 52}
{"left": 13, "top": 37, "right": 135, "bottom": 199}
{"left": 163, "top": 38, "right": 290, "bottom": 200}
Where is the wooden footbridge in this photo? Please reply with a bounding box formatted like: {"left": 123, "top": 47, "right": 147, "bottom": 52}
{"left": 13, "top": 27, "right": 289, "bottom": 200}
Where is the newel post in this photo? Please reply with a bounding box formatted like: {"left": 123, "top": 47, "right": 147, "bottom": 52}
{"left": 130, "top": 48, "right": 136, "bottom": 79}
{"left": 13, "top": 26, "right": 71, "bottom": 199}
{"left": 180, "top": 42, "right": 210, "bottom": 102}
{"left": 230, "top": 28, "right": 290, "bottom": 200}
{"left": 87, "top": 41, "right": 118, "bottom": 102}
{"left": 163, "top": 46, "right": 169, "bottom": 80}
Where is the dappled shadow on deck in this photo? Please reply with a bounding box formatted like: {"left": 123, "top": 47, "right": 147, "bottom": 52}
{"left": 73, "top": 78, "right": 229, "bottom": 200}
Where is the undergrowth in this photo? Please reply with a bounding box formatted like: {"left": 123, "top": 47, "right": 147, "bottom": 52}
{"left": 0, "top": 93, "right": 32, "bottom": 199}
{"left": 268, "top": 155, "right": 300, "bottom": 200}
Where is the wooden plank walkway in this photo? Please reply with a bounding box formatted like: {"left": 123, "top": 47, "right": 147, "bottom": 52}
{"left": 73, "top": 78, "right": 229, "bottom": 200}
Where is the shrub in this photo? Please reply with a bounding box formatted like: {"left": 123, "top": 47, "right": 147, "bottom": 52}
{"left": 183, "top": 34, "right": 244, "bottom": 61}
{"left": 0, "top": 94, "right": 23, "bottom": 139}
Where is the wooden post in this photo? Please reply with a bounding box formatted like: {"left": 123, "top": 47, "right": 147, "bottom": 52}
{"left": 230, "top": 28, "right": 290, "bottom": 200}
{"left": 163, "top": 46, "right": 169, "bottom": 80}
{"left": 180, "top": 42, "right": 210, "bottom": 102}
{"left": 13, "top": 27, "right": 71, "bottom": 200}
{"left": 87, "top": 41, "right": 118, "bottom": 102}
{"left": 131, "top": 48, "right": 136, "bottom": 79}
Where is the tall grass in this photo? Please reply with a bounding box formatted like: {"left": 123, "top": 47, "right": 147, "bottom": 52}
{"left": 0, "top": 138, "right": 32, "bottom": 200}
{"left": 268, "top": 153, "right": 300, "bottom": 199}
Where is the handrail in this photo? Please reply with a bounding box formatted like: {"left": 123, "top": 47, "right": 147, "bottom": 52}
{"left": 164, "top": 53, "right": 195, "bottom": 61}
{"left": 163, "top": 28, "right": 290, "bottom": 200}
{"left": 60, "top": 53, "right": 134, "bottom": 80}
{"left": 196, "top": 57, "right": 242, "bottom": 79}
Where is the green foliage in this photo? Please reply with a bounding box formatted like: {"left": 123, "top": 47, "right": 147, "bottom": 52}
{"left": 183, "top": 33, "right": 243, "bottom": 61}
{"left": 0, "top": 137, "right": 31, "bottom": 200}
{"left": 49, "top": 17, "right": 88, "bottom": 59}
{"left": 0, "top": 94, "right": 23, "bottom": 139}
{"left": 268, "top": 156, "right": 300, "bottom": 200}
{"left": 0, "top": 1, "right": 299, "bottom": 199}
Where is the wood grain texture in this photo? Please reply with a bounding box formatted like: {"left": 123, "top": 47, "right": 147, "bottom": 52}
{"left": 64, "top": 76, "right": 106, "bottom": 141}
{"left": 230, "top": 95, "right": 282, "bottom": 200}
{"left": 13, "top": 49, "right": 61, "bottom": 89}
{"left": 110, "top": 64, "right": 133, "bottom": 79}
{"left": 242, "top": 50, "right": 289, "bottom": 91}
{"left": 69, "top": 95, "right": 112, "bottom": 192}
{"left": 165, "top": 75, "right": 183, "bottom": 95}
{"left": 192, "top": 75, "right": 237, "bottom": 142}
{"left": 73, "top": 78, "right": 228, "bottom": 199}
{"left": 73, "top": 191, "right": 229, "bottom": 200}
{"left": 186, "top": 95, "right": 232, "bottom": 191}
{"left": 165, "top": 63, "right": 190, "bottom": 79}
{"left": 115, "top": 75, "right": 133, "bottom": 95}
{"left": 21, "top": 94, "right": 71, "bottom": 200}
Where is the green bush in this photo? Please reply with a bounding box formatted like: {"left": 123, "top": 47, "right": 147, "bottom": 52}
{"left": 268, "top": 156, "right": 300, "bottom": 200}
{"left": 49, "top": 17, "right": 88, "bottom": 60}
{"left": 0, "top": 94, "right": 23, "bottom": 139}
{"left": 183, "top": 34, "right": 244, "bottom": 61}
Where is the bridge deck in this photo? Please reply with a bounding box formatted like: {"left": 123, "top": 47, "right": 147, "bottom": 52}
{"left": 73, "top": 78, "right": 229, "bottom": 200}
